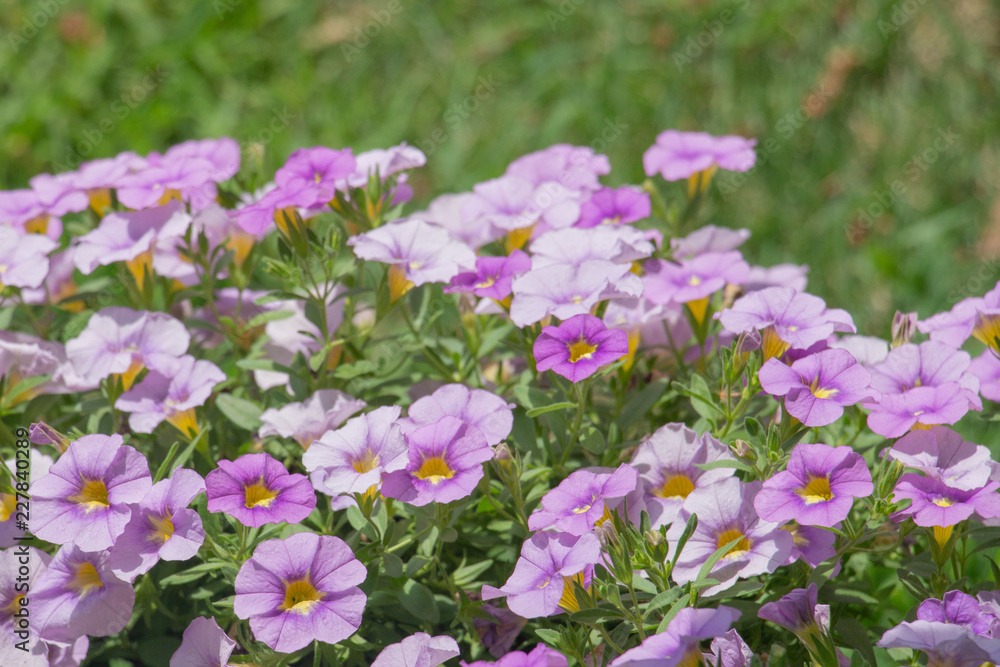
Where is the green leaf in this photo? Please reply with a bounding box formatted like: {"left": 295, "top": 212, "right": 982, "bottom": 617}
{"left": 152, "top": 442, "right": 180, "bottom": 483}
{"left": 215, "top": 394, "right": 263, "bottom": 430}
{"left": 453, "top": 559, "right": 495, "bottom": 588}
{"left": 526, "top": 402, "right": 576, "bottom": 418}
{"left": 244, "top": 308, "right": 294, "bottom": 329}
{"left": 619, "top": 379, "right": 669, "bottom": 427}
{"left": 694, "top": 534, "right": 743, "bottom": 584}
{"left": 398, "top": 580, "right": 440, "bottom": 624}
{"left": 333, "top": 360, "right": 378, "bottom": 379}
{"left": 534, "top": 628, "right": 562, "bottom": 644}
{"left": 694, "top": 458, "right": 756, "bottom": 474}
{"left": 671, "top": 513, "right": 698, "bottom": 567}
{"left": 835, "top": 617, "right": 877, "bottom": 666}
{"left": 383, "top": 552, "right": 403, "bottom": 578}
{"left": 645, "top": 587, "right": 684, "bottom": 613}
{"left": 568, "top": 606, "right": 625, "bottom": 624}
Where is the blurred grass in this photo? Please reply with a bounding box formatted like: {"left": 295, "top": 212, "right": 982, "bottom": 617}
{"left": 1, "top": 0, "right": 998, "bottom": 334}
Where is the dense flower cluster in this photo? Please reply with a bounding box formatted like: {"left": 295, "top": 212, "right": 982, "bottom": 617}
{"left": 2, "top": 127, "right": 999, "bottom": 667}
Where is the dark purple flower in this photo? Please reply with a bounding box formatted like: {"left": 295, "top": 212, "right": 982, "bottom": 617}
{"left": 758, "top": 348, "right": 877, "bottom": 426}
{"left": 205, "top": 453, "right": 316, "bottom": 527}
{"left": 444, "top": 250, "right": 532, "bottom": 304}
{"left": 534, "top": 314, "right": 630, "bottom": 382}
{"left": 576, "top": 186, "right": 650, "bottom": 228}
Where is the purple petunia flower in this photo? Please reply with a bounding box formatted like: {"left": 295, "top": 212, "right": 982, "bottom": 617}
{"left": 782, "top": 523, "right": 838, "bottom": 569}
{"left": 463, "top": 643, "right": 569, "bottom": 667}
{"left": 667, "top": 479, "right": 794, "bottom": 596}
{"left": 0, "top": 227, "right": 58, "bottom": 290}
{"left": 115, "top": 355, "right": 225, "bottom": 436}
{"left": 529, "top": 227, "right": 654, "bottom": 269}
{"left": 0, "top": 450, "right": 53, "bottom": 548}
{"left": 892, "top": 474, "right": 1000, "bottom": 527}
{"left": 371, "top": 633, "right": 460, "bottom": 667}
{"left": 886, "top": 426, "right": 997, "bottom": 491}
{"left": 644, "top": 251, "right": 749, "bottom": 322}
{"left": 170, "top": 616, "right": 238, "bottom": 667}
{"left": 236, "top": 178, "right": 317, "bottom": 235}
{"left": 303, "top": 405, "right": 409, "bottom": 497}
{"left": 717, "top": 287, "right": 856, "bottom": 360}
{"left": 31, "top": 434, "right": 152, "bottom": 552}
{"left": 533, "top": 314, "right": 630, "bottom": 382}
{"left": 863, "top": 341, "right": 982, "bottom": 437}
{"left": 919, "top": 590, "right": 994, "bottom": 635}
{"left": 276, "top": 146, "right": 355, "bottom": 204}
{"left": 206, "top": 453, "right": 316, "bottom": 527}
{"left": 482, "top": 532, "right": 601, "bottom": 618}
{"left": 609, "top": 606, "right": 742, "bottom": 667}
{"left": 34, "top": 545, "right": 135, "bottom": 644}
{"left": 758, "top": 348, "right": 877, "bottom": 427}
{"left": 510, "top": 260, "right": 643, "bottom": 327}
{"left": 918, "top": 281, "right": 1000, "bottom": 352}
{"left": 744, "top": 263, "right": 810, "bottom": 293}
{"left": 470, "top": 599, "right": 529, "bottom": 659}
{"left": 626, "top": 423, "right": 736, "bottom": 529}
{"left": 0, "top": 546, "right": 48, "bottom": 657}
{"left": 410, "top": 192, "right": 503, "bottom": 249}
{"left": 829, "top": 335, "right": 889, "bottom": 367}
{"left": 338, "top": 142, "right": 426, "bottom": 191}
{"left": 528, "top": 464, "right": 638, "bottom": 535}
{"left": 258, "top": 389, "right": 367, "bottom": 450}
{"left": 576, "top": 186, "right": 650, "bottom": 228}
{"left": 445, "top": 250, "right": 532, "bottom": 304}
{"left": 506, "top": 144, "right": 610, "bottom": 193}
{"left": 253, "top": 290, "right": 344, "bottom": 391}
{"left": 398, "top": 384, "right": 515, "bottom": 448}
{"left": 0, "top": 332, "right": 95, "bottom": 405}
{"left": 381, "top": 417, "right": 494, "bottom": 506}
{"left": 754, "top": 443, "right": 873, "bottom": 527}
{"left": 66, "top": 307, "right": 190, "bottom": 389}
{"left": 349, "top": 219, "right": 476, "bottom": 302}
{"left": 671, "top": 225, "right": 751, "bottom": 259}
{"left": 108, "top": 468, "right": 205, "bottom": 582}
{"left": 234, "top": 533, "right": 367, "bottom": 653}
{"left": 878, "top": 619, "right": 1000, "bottom": 666}
{"left": 643, "top": 130, "right": 756, "bottom": 193}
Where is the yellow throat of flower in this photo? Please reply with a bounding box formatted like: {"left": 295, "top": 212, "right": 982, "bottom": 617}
{"left": 244, "top": 479, "right": 280, "bottom": 509}
{"left": 568, "top": 338, "right": 598, "bottom": 363}
{"left": 558, "top": 572, "right": 587, "bottom": 613}
{"left": 654, "top": 474, "right": 695, "bottom": 500}
{"left": 761, "top": 326, "right": 791, "bottom": 361}
{"left": 352, "top": 449, "right": 381, "bottom": 474}
{"left": 716, "top": 528, "right": 751, "bottom": 558}
{"left": 68, "top": 562, "right": 104, "bottom": 598}
{"left": 279, "top": 577, "right": 325, "bottom": 615}
{"left": 69, "top": 478, "right": 111, "bottom": 513}
{"left": 415, "top": 456, "right": 455, "bottom": 485}
{"left": 796, "top": 475, "right": 835, "bottom": 505}
{"left": 147, "top": 513, "right": 175, "bottom": 543}
{"left": 808, "top": 376, "right": 839, "bottom": 399}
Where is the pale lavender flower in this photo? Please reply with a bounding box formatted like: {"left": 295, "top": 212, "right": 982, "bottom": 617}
{"left": 758, "top": 348, "right": 877, "bottom": 426}
{"left": 917, "top": 282, "right": 1000, "bottom": 352}
{"left": 371, "top": 633, "right": 460, "bottom": 667}
{"left": 31, "top": 434, "right": 152, "bottom": 552}
{"left": 576, "top": 186, "right": 650, "bottom": 228}
{"left": 509, "top": 260, "right": 643, "bottom": 327}
{"left": 481, "top": 532, "right": 601, "bottom": 618}
{"left": 671, "top": 225, "right": 750, "bottom": 259}
{"left": 529, "top": 226, "right": 654, "bottom": 268}
{"left": 275, "top": 146, "right": 355, "bottom": 206}
{"left": 743, "top": 263, "right": 810, "bottom": 293}
{"left": 892, "top": 475, "right": 1000, "bottom": 527}
{"left": 643, "top": 251, "right": 750, "bottom": 312}
{"left": 463, "top": 644, "right": 568, "bottom": 667}
{"left": 886, "top": 427, "right": 997, "bottom": 491}
{"left": 259, "top": 389, "right": 367, "bottom": 450}
{"left": 829, "top": 335, "right": 889, "bottom": 367}
{"left": 109, "top": 468, "right": 206, "bottom": 581}
{"left": 410, "top": 192, "right": 503, "bottom": 249}
{"left": 206, "top": 453, "right": 316, "bottom": 528}
{"left": 667, "top": 479, "right": 793, "bottom": 596}
{"left": 506, "top": 144, "right": 610, "bottom": 192}
{"left": 610, "top": 606, "right": 742, "bottom": 667}
{"left": 115, "top": 355, "right": 225, "bottom": 435}
{"left": 644, "top": 130, "right": 756, "bottom": 181}
{"left": 254, "top": 291, "right": 344, "bottom": 391}
{"left": 626, "top": 423, "right": 736, "bottom": 528}
{"left": 170, "top": 616, "right": 237, "bottom": 667}
{"left": 0, "top": 450, "right": 53, "bottom": 548}
{"left": 338, "top": 143, "right": 426, "bottom": 190}
{"left": 703, "top": 629, "right": 755, "bottom": 667}
{"left": 303, "top": 406, "right": 409, "bottom": 497}
{"left": 66, "top": 307, "right": 190, "bottom": 388}
{"left": 0, "top": 227, "right": 58, "bottom": 290}
{"left": 0, "top": 332, "right": 95, "bottom": 404}
{"left": 970, "top": 350, "right": 1000, "bottom": 403}
{"left": 528, "top": 464, "right": 638, "bottom": 535}
{"left": 878, "top": 619, "right": 1000, "bottom": 666}
{"left": 398, "top": 384, "right": 515, "bottom": 447}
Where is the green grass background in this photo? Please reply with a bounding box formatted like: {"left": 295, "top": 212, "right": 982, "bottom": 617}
{"left": 2, "top": 0, "right": 998, "bottom": 334}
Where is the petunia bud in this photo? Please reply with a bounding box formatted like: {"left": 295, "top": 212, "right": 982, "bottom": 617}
{"left": 29, "top": 421, "right": 71, "bottom": 453}
{"left": 891, "top": 311, "right": 917, "bottom": 348}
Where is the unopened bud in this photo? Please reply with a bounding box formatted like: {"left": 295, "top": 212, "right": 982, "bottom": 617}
{"left": 351, "top": 305, "right": 377, "bottom": 335}
{"left": 730, "top": 439, "right": 752, "bottom": 459}
{"left": 493, "top": 443, "right": 513, "bottom": 468}
{"left": 891, "top": 311, "right": 917, "bottom": 347}
{"left": 29, "top": 422, "right": 71, "bottom": 453}
{"left": 596, "top": 520, "right": 619, "bottom": 549}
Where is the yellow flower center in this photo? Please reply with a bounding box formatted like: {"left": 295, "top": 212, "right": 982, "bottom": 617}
{"left": 244, "top": 479, "right": 280, "bottom": 508}
{"left": 475, "top": 274, "right": 497, "bottom": 289}
{"left": 686, "top": 164, "right": 718, "bottom": 197}
{"left": 932, "top": 496, "right": 955, "bottom": 508}
{"left": 687, "top": 275, "right": 702, "bottom": 287}
{"left": 0, "top": 494, "right": 15, "bottom": 522}
{"left": 595, "top": 505, "right": 615, "bottom": 528}
{"left": 415, "top": 456, "right": 455, "bottom": 484}
{"left": 716, "top": 528, "right": 751, "bottom": 558}
{"left": 796, "top": 475, "right": 834, "bottom": 504}
{"left": 279, "top": 577, "right": 324, "bottom": 615}
{"left": 125, "top": 249, "right": 154, "bottom": 293}
{"left": 351, "top": 449, "right": 380, "bottom": 474}
{"left": 808, "top": 376, "right": 839, "bottom": 399}
{"left": 68, "top": 478, "right": 110, "bottom": 512}
{"left": 655, "top": 474, "right": 695, "bottom": 500}
{"left": 558, "top": 572, "right": 587, "bottom": 613}
{"left": 568, "top": 339, "right": 598, "bottom": 363}
{"left": 148, "top": 513, "right": 175, "bottom": 543}
{"left": 67, "top": 562, "right": 104, "bottom": 598}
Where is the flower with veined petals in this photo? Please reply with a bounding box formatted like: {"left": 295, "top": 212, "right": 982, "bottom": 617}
{"left": 891, "top": 474, "right": 1000, "bottom": 528}
{"left": 528, "top": 464, "right": 638, "bottom": 535}
{"left": 259, "top": 389, "right": 366, "bottom": 450}
{"left": 533, "top": 314, "right": 630, "bottom": 382}
{"left": 482, "top": 532, "right": 601, "bottom": 618}
{"left": 381, "top": 416, "right": 493, "bottom": 506}
{"left": 754, "top": 443, "right": 873, "bottom": 527}
{"left": 0, "top": 227, "right": 58, "bottom": 290}
{"left": 878, "top": 619, "right": 1000, "bottom": 666}
{"left": 206, "top": 453, "right": 316, "bottom": 528}
{"left": 115, "top": 355, "right": 225, "bottom": 436}
{"left": 108, "top": 468, "right": 206, "bottom": 582}
{"left": 886, "top": 426, "right": 997, "bottom": 491}
{"left": 462, "top": 644, "right": 569, "bottom": 667}
{"left": 234, "top": 533, "right": 367, "bottom": 653}
{"left": 643, "top": 129, "right": 756, "bottom": 195}
{"left": 31, "top": 434, "right": 152, "bottom": 552}
{"left": 397, "top": 383, "right": 515, "bottom": 447}
{"left": 303, "top": 405, "right": 409, "bottom": 497}
{"left": 445, "top": 250, "right": 532, "bottom": 304}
